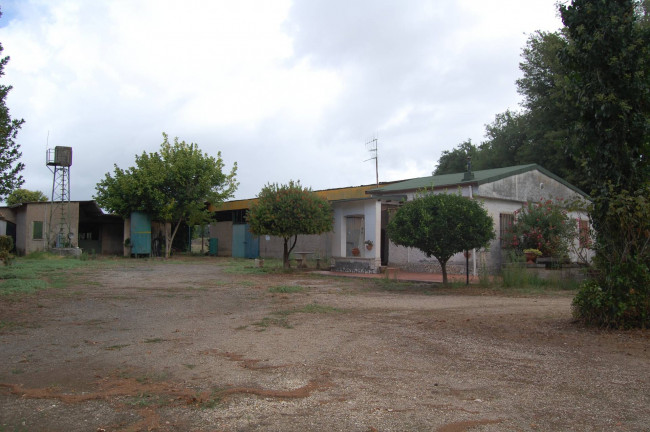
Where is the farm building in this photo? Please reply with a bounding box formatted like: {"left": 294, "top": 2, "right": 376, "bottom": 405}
{"left": 210, "top": 164, "right": 592, "bottom": 275}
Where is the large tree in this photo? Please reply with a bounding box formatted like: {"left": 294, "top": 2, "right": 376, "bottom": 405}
{"left": 6, "top": 188, "right": 48, "bottom": 206}
{"left": 247, "top": 181, "right": 333, "bottom": 269}
{"left": 95, "top": 133, "right": 238, "bottom": 258}
{"left": 0, "top": 8, "right": 25, "bottom": 202}
{"left": 387, "top": 192, "right": 495, "bottom": 284}
{"left": 560, "top": 0, "right": 650, "bottom": 327}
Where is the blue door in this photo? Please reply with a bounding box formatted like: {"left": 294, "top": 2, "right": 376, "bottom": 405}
{"left": 130, "top": 212, "right": 151, "bottom": 256}
{"left": 232, "top": 224, "right": 259, "bottom": 258}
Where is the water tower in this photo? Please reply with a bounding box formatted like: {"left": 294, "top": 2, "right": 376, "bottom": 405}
{"left": 46, "top": 146, "right": 73, "bottom": 248}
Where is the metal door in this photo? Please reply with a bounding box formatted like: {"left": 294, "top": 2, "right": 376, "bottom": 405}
{"left": 130, "top": 212, "right": 151, "bottom": 256}
{"left": 232, "top": 224, "right": 259, "bottom": 258}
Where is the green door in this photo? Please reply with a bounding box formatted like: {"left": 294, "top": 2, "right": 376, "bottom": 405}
{"left": 130, "top": 212, "right": 151, "bottom": 256}
{"left": 232, "top": 224, "right": 259, "bottom": 258}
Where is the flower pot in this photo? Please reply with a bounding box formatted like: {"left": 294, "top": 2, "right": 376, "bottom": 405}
{"left": 525, "top": 252, "right": 537, "bottom": 264}
{"left": 351, "top": 248, "right": 360, "bottom": 256}
{"left": 366, "top": 244, "right": 373, "bottom": 251}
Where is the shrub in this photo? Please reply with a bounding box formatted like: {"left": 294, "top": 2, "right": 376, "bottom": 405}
{"left": 573, "top": 185, "right": 650, "bottom": 328}
{"left": 0, "top": 235, "right": 14, "bottom": 266}
{"left": 507, "top": 197, "right": 576, "bottom": 259}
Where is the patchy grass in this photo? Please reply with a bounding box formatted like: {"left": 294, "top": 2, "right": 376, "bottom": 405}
{"left": 105, "top": 344, "right": 130, "bottom": 351}
{"left": 252, "top": 303, "right": 342, "bottom": 330}
{"left": 0, "top": 252, "right": 105, "bottom": 297}
{"left": 372, "top": 279, "right": 435, "bottom": 294}
{"left": 268, "top": 285, "right": 304, "bottom": 293}
{"left": 143, "top": 338, "right": 165, "bottom": 344}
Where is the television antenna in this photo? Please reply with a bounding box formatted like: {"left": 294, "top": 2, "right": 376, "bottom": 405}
{"left": 364, "top": 136, "right": 379, "bottom": 186}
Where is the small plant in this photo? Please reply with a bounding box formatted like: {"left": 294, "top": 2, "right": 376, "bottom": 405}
{"left": 0, "top": 235, "right": 15, "bottom": 266}
{"left": 364, "top": 240, "right": 373, "bottom": 246}
{"left": 523, "top": 248, "right": 542, "bottom": 256}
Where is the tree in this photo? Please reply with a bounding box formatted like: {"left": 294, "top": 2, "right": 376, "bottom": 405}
{"left": 386, "top": 191, "right": 495, "bottom": 283}
{"left": 6, "top": 188, "right": 48, "bottom": 206}
{"left": 433, "top": 140, "right": 481, "bottom": 175}
{"left": 247, "top": 181, "right": 333, "bottom": 269}
{"left": 0, "top": 8, "right": 25, "bottom": 202}
{"left": 95, "top": 133, "right": 238, "bottom": 258}
{"left": 559, "top": 0, "right": 650, "bottom": 328}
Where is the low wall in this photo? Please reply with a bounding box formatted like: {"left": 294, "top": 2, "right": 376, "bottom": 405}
{"left": 524, "top": 264, "right": 589, "bottom": 282}
{"left": 331, "top": 257, "right": 379, "bottom": 274}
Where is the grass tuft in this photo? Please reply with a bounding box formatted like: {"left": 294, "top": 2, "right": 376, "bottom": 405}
{"left": 268, "top": 285, "right": 304, "bottom": 293}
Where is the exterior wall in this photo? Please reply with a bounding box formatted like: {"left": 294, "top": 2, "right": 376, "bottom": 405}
{"left": 0, "top": 208, "right": 16, "bottom": 223}
{"left": 14, "top": 202, "right": 80, "bottom": 255}
{"left": 210, "top": 221, "right": 233, "bottom": 256}
{"left": 331, "top": 199, "right": 381, "bottom": 273}
{"left": 258, "top": 232, "right": 332, "bottom": 260}
{"left": 476, "top": 170, "right": 584, "bottom": 203}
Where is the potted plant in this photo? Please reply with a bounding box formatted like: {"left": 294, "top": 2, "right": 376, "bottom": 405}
{"left": 365, "top": 240, "right": 374, "bottom": 251}
{"left": 523, "top": 248, "right": 542, "bottom": 263}
{"left": 351, "top": 247, "right": 360, "bottom": 256}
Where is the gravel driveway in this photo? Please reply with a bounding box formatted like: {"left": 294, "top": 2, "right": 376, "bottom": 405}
{"left": 1, "top": 258, "right": 648, "bottom": 431}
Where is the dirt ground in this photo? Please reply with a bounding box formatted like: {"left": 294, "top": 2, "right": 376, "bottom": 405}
{"left": 0, "top": 258, "right": 648, "bottom": 432}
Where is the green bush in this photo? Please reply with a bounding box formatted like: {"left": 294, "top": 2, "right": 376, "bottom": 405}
{"left": 573, "top": 185, "right": 650, "bottom": 328}
{"left": 0, "top": 235, "right": 14, "bottom": 266}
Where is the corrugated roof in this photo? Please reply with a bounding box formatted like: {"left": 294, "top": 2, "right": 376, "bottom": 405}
{"left": 368, "top": 164, "right": 587, "bottom": 196}
{"left": 215, "top": 182, "right": 399, "bottom": 212}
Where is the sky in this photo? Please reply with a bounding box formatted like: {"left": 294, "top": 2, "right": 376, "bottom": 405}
{"left": 0, "top": 0, "right": 564, "bottom": 203}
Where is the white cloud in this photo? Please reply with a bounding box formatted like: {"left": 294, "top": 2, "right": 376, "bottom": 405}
{"left": 0, "top": 0, "right": 562, "bottom": 202}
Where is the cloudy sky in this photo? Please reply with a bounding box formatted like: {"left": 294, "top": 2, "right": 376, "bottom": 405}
{"left": 0, "top": 0, "right": 563, "bottom": 203}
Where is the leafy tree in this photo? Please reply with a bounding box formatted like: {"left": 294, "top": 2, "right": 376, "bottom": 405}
{"left": 0, "top": 8, "right": 25, "bottom": 202}
{"left": 6, "top": 188, "right": 48, "bottom": 206}
{"left": 247, "top": 180, "right": 333, "bottom": 269}
{"left": 433, "top": 140, "right": 480, "bottom": 175}
{"left": 559, "top": 0, "right": 649, "bottom": 198}
{"left": 386, "top": 191, "right": 495, "bottom": 283}
{"left": 559, "top": 0, "right": 650, "bottom": 328}
{"left": 95, "top": 133, "right": 238, "bottom": 258}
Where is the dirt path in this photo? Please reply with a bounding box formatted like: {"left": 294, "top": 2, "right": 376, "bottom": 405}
{"left": 1, "top": 258, "right": 648, "bottom": 431}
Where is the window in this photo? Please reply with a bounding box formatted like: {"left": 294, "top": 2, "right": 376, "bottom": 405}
{"left": 578, "top": 219, "right": 590, "bottom": 248}
{"left": 33, "top": 221, "right": 43, "bottom": 240}
{"left": 499, "top": 213, "right": 514, "bottom": 248}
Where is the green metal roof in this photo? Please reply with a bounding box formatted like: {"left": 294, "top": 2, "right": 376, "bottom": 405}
{"left": 368, "top": 164, "right": 588, "bottom": 197}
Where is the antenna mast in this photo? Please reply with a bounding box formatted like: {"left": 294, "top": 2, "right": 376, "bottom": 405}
{"left": 364, "top": 136, "right": 379, "bottom": 186}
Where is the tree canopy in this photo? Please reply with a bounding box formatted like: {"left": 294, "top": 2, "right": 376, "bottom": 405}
{"left": 6, "top": 189, "right": 48, "bottom": 206}
{"left": 247, "top": 180, "right": 333, "bottom": 268}
{"left": 95, "top": 133, "right": 238, "bottom": 258}
{"left": 386, "top": 192, "right": 494, "bottom": 284}
{"left": 0, "top": 8, "right": 25, "bottom": 202}
{"left": 559, "top": 0, "right": 650, "bottom": 328}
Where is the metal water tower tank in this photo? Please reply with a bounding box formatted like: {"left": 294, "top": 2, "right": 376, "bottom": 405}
{"left": 46, "top": 146, "right": 73, "bottom": 249}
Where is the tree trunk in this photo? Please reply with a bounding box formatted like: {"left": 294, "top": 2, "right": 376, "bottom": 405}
{"left": 166, "top": 218, "right": 183, "bottom": 259}
{"left": 439, "top": 259, "right": 448, "bottom": 284}
{"left": 283, "top": 238, "right": 290, "bottom": 269}
{"left": 282, "top": 235, "right": 299, "bottom": 269}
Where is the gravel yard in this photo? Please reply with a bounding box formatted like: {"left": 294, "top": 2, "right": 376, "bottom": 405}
{"left": 1, "top": 257, "right": 648, "bottom": 431}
